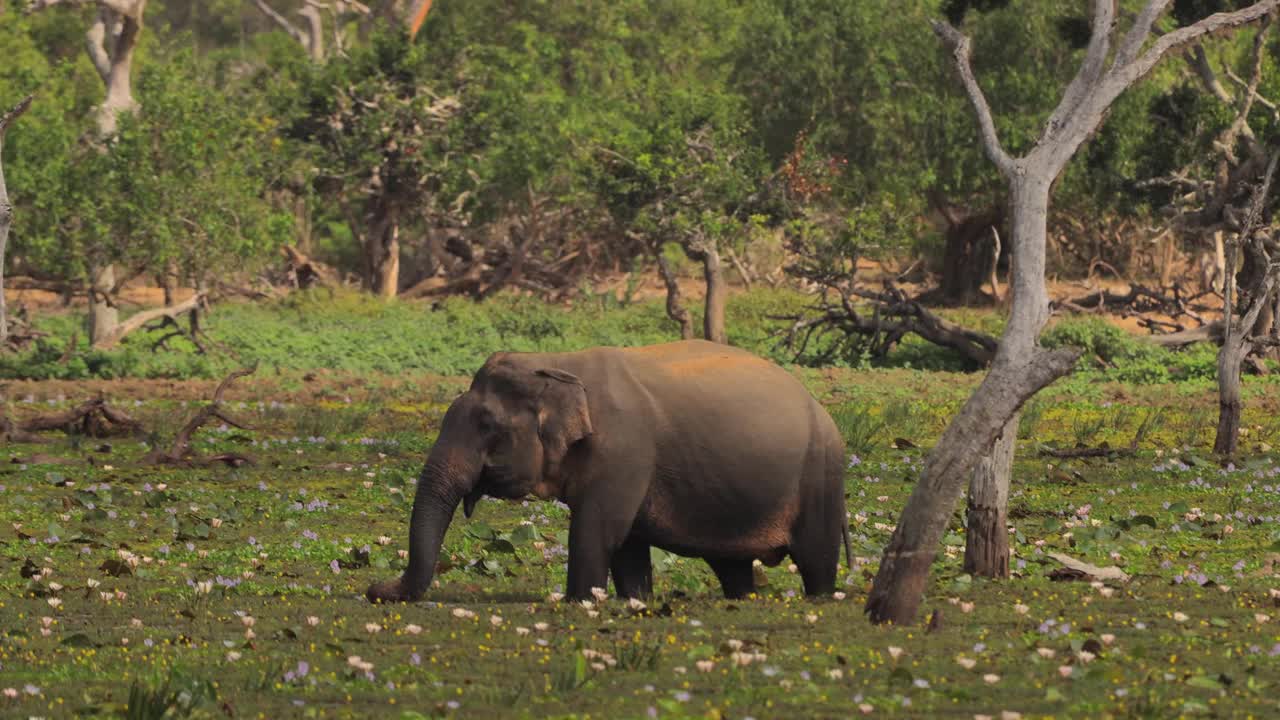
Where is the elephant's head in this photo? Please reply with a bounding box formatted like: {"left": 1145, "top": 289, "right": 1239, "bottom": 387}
{"left": 366, "top": 354, "right": 593, "bottom": 602}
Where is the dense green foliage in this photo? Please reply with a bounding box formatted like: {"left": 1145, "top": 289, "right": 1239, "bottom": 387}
{"left": 3, "top": 0, "right": 1274, "bottom": 292}
{"left": 1, "top": 288, "right": 1255, "bottom": 387}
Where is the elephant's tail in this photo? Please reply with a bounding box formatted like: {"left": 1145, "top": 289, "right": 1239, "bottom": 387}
{"left": 842, "top": 521, "right": 853, "bottom": 570}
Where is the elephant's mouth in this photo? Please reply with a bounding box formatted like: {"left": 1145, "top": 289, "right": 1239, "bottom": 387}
{"left": 465, "top": 465, "right": 526, "bottom": 517}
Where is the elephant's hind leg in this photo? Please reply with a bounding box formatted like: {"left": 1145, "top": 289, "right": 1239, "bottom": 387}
{"left": 610, "top": 536, "right": 653, "bottom": 599}
{"left": 706, "top": 557, "right": 755, "bottom": 599}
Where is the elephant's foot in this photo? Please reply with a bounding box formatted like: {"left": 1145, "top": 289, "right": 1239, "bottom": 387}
{"left": 366, "top": 576, "right": 415, "bottom": 603}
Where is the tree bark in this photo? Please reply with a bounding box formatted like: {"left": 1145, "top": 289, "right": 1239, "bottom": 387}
{"left": 964, "top": 415, "right": 1015, "bottom": 578}
{"left": 364, "top": 213, "right": 400, "bottom": 298}
{"left": 866, "top": 0, "right": 1278, "bottom": 627}
{"left": 1214, "top": 153, "right": 1279, "bottom": 457}
{"left": 656, "top": 254, "right": 693, "bottom": 340}
{"left": 0, "top": 96, "right": 33, "bottom": 346}
{"left": 866, "top": 177, "right": 1076, "bottom": 625}
{"left": 697, "top": 243, "right": 727, "bottom": 344}
{"left": 87, "top": 261, "right": 119, "bottom": 346}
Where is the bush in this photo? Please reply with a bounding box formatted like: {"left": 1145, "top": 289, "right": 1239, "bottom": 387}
{"left": 1041, "top": 317, "right": 1217, "bottom": 384}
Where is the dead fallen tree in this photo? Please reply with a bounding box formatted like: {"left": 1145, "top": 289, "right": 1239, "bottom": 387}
{"left": 0, "top": 395, "right": 142, "bottom": 443}
{"left": 91, "top": 293, "right": 206, "bottom": 350}
{"left": 143, "top": 365, "right": 257, "bottom": 467}
{"left": 773, "top": 281, "right": 998, "bottom": 367}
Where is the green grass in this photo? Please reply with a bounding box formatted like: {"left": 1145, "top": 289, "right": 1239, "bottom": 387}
{"left": 2, "top": 288, "right": 1255, "bottom": 385}
{"left": 2, "top": 373, "right": 1280, "bottom": 718}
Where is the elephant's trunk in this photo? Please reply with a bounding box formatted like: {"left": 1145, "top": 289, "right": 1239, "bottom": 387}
{"left": 367, "top": 443, "right": 477, "bottom": 602}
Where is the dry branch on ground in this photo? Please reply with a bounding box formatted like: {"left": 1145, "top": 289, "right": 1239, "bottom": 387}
{"left": 143, "top": 366, "right": 257, "bottom": 467}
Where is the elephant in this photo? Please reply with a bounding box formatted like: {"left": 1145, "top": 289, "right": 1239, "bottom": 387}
{"left": 366, "top": 339, "right": 851, "bottom": 603}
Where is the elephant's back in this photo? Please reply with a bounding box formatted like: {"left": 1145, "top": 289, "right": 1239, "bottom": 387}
{"left": 619, "top": 340, "right": 801, "bottom": 391}
{"left": 615, "top": 340, "right": 823, "bottom": 444}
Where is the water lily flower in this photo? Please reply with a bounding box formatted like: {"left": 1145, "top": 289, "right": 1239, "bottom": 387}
{"left": 226, "top": 651, "right": 242, "bottom": 662}
{"left": 983, "top": 674, "right": 1000, "bottom": 684}
{"left": 516, "top": 626, "right": 531, "bottom": 636}
{"left": 956, "top": 657, "right": 977, "bottom": 670}
{"left": 1100, "top": 633, "right": 1115, "bottom": 645}
{"left": 306, "top": 616, "right": 320, "bottom": 626}
{"left": 1173, "top": 611, "right": 1190, "bottom": 623}
{"left": 887, "top": 646, "right": 904, "bottom": 660}
{"left": 1036, "top": 648, "right": 1056, "bottom": 659}
{"left": 1057, "top": 665, "right": 1072, "bottom": 678}
{"left": 960, "top": 602, "right": 975, "bottom": 613}
{"left": 365, "top": 623, "right": 381, "bottom": 634}
{"left": 828, "top": 669, "right": 843, "bottom": 679}
{"left": 534, "top": 622, "right": 549, "bottom": 632}
{"left": 490, "top": 615, "right": 503, "bottom": 627}
{"left": 696, "top": 660, "right": 714, "bottom": 672}
{"left": 451, "top": 608, "right": 476, "bottom": 620}
{"left": 1013, "top": 603, "right": 1030, "bottom": 615}
{"left": 590, "top": 587, "right": 609, "bottom": 602}
{"left": 405, "top": 624, "right": 422, "bottom": 635}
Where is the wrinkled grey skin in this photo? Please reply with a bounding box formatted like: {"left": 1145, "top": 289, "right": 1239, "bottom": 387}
{"left": 367, "top": 340, "right": 850, "bottom": 602}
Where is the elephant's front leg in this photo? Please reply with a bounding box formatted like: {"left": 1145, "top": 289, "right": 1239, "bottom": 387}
{"left": 566, "top": 513, "right": 614, "bottom": 600}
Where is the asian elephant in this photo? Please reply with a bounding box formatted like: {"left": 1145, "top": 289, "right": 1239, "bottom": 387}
{"left": 366, "top": 339, "right": 851, "bottom": 603}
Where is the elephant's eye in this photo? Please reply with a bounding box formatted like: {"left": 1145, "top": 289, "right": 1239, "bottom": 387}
{"left": 476, "top": 411, "right": 499, "bottom": 436}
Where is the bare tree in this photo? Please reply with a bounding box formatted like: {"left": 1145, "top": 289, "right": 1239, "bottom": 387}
{"left": 0, "top": 96, "right": 34, "bottom": 347}
{"left": 252, "top": 0, "right": 371, "bottom": 62}
{"left": 30, "top": 0, "right": 149, "bottom": 345}
{"left": 865, "top": 0, "right": 1279, "bottom": 626}
{"left": 1214, "top": 152, "right": 1279, "bottom": 456}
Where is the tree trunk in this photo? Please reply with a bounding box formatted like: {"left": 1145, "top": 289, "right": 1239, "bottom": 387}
{"left": 1214, "top": 344, "right": 1243, "bottom": 456}
{"left": 700, "top": 244, "right": 727, "bottom": 344}
{"left": 865, "top": 1, "right": 1276, "bottom": 626}
{"left": 656, "top": 254, "right": 693, "bottom": 340}
{"left": 365, "top": 214, "right": 401, "bottom": 298}
{"left": 963, "top": 415, "right": 1015, "bottom": 578}
{"left": 87, "top": 262, "right": 119, "bottom": 346}
{"left": 867, "top": 178, "right": 1079, "bottom": 625}
{"left": 939, "top": 205, "right": 1003, "bottom": 305}
{"left": 0, "top": 97, "right": 31, "bottom": 345}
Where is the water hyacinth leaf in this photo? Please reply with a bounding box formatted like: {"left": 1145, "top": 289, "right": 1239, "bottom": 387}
{"left": 1209, "top": 617, "right": 1230, "bottom": 627}
{"left": 1187, "top": 675, "right": 1224, "bottom": 690}
{"left": 509, "top": 524, "right": 540, "bottom": 545}
{"left": 466, "top": 523, "right": 497, "bottom": 542}
{"left": 485, "top": 538, "right": 517, "bottom": 555}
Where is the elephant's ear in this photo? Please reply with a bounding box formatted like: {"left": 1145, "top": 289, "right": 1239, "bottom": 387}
{"left": 534, "top": 368, "right": 593, "bottom": 477}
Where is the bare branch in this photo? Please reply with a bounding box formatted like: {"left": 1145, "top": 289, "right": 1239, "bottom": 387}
{"left": 253, "top": 0, "right": 309, "bottom": 47}
{"left": 1120, "top": 2, "right": 1279, "bottom": 93}
{"left": 0, "top": 95, "right": 33, "bottom": 134}
{"left": 91, "top": 293, "right": 205, "bottom": 350}
{"left": 1185, "top": 45, "right": 1234, "bottom": 105}
{"left": 1115, "top": 0, "right": 1173, "bottom": 68}
{"left": 1045, "top": 0, "right": 1116, "bottom": 138}
{"left": 84, "top": 11, "right": 113, "bottom": 83}
{"left": 28, "top": 0, "right": 142, "bottom": 18}
{"left": 298, "top": 3, "right": 325, "bottom": 62}
{"left": 930, "top": 20, "right": 1016, "bottom": 176}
